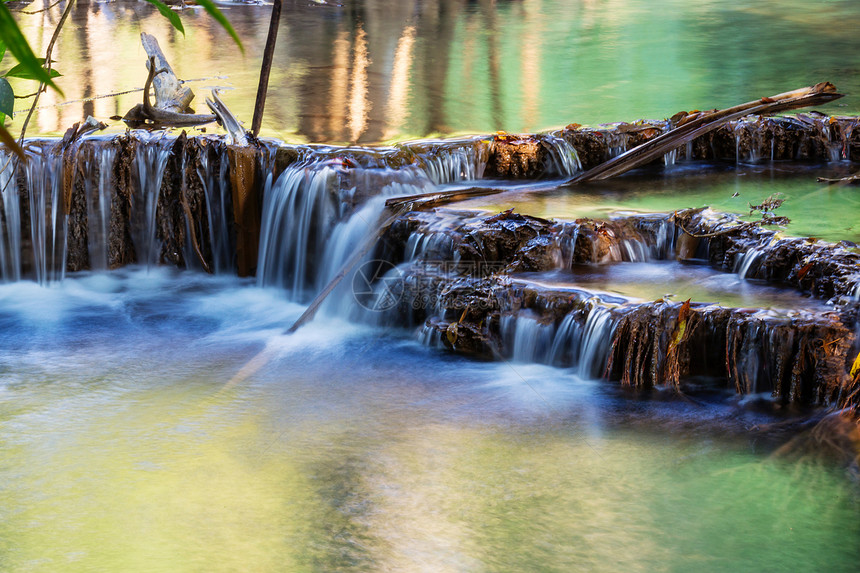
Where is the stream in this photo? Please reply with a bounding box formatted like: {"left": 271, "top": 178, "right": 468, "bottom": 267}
{"left": 2, "top": 0, "right": 860, "bottom": 571}
{"left": 1, "top": 268, "right": 859, "bottom": 572}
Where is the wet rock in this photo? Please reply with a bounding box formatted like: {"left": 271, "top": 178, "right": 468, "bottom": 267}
{"left": 677, "top": 209, "right": 860, "bottom": 301}
{"left": 487, "top": 134, "right": 547, "bottom": 178}
{"left": 110, "top": 135, "right": 139, "bottom": 268}
{"left": 376, "top": 207, "right": 860, "bottom": 412}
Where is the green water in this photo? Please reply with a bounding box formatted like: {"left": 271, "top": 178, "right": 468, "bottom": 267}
{"left": 460, "top": 163, "right": 860, "bottom": 243}
{"left": 6, "top": 0, "right": 860, "bottom": 142}
{"left": 514, "top": 262, "right": 831, "bottom": 310}
{"left": 3, "top": 1, "right": 860, "bottom": 570}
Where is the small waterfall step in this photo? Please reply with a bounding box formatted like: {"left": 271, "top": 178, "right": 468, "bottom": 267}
{"left": 404, "top": 274, "right": 854, "bottom": 411}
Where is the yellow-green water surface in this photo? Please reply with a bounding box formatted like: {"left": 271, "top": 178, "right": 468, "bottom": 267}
{"left": 459, "top": 163, "right": 860, "bottom": 243}
{"left": 0, "top": 269, "right": 858, "bottom": 572}
{"left": 5, "top": 0, "right": 860, "bottom": 142}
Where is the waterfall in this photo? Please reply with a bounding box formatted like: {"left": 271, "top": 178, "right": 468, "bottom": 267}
{"left": 734, "top": 247, "right": 764, "bottom": 280}
{"left": 663, "top": 148, "right": 677, "bottom": 167}
{"left": 0, "top": 151, "right": 22, "bottom": 281}
{"left": 83, "top": 145, "right": 117, "bottom": 271}
{"left": 542, "top": 134, "right": 582, "bottom": 177}
{"left": 131, "top": 137, "right": 173, "bottom": 267}
{"left": 257, "top": 162, "right": 341, "bottom": 296}
{"left": 197, "top": 147, "right": 234, "bottom": 274}
{"left": 257, "top": 157, "right": 435, "bottom": 301}
{"left": 501, "top": 313, "right": 557, "bottom": 363}
{"left": 549, "top": 313, "right": 583, "bottom": 366}
{"left": 408, "top": 139, "right": 490, "bottom": 184}
{"left": 488, "top": 301, "right": 616, "bottom": 378}
{"left": 576, "top": 305, "right": 615, "bottom": 378}
{"left": 23, "top": 144, "right": 66, "bottom": 285}
{"left": 554, "top": 217, "right": 675, "bottom": 268}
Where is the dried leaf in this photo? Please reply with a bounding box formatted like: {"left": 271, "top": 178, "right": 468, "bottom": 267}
{"left": 797, "top": 262, "right": 814, "bottom": 279}
{"left": 851, "top": 351, "right": 860, "bottom": 378}
{"left": 446, "top": 322, "right": 458, "bottom": 345}
{"left": 0, "top": 123, "right": 26, "bottom": 162}
{"left": 668, "top": 299, "right": 692, "bottom": 352}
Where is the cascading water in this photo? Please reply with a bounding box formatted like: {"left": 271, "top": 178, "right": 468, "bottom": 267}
{"left": 23, "top": 143, "right": 66, "bottom": 285}
{"left": 197, "top": 148, "right": 234, "bottom": 274}
{"left": 734, "top": 247, "right": 764, "bottom": 280}
{"left": 257, "top": 161, "right": 341, "bottom": 296}
{"left": 0, "top": 151, "right": 22, "bottom": 282}
{"left": 257, "top": 155, "right": 439, "bottom": 303}
{"left": 542, "top": 134, "right": 582, "bottom": 177}
{"left": 131, "top": 136, "right": 173, "bottom": 267}
{"left": 502, "top": 313, "right": 556, "bottom": 363}
{"left": 490, "top": 301, "right": 617, "bottom": 377}
{"left": 83, "top": 144, "right": 117, "bottom": 271}
{"left": 554, "top": 216, "right": 676, "bottom": 268}
{"left": 576, "top": 305, "right": 615, "bottom": 378}
{"left": 409, "top": 138, "right": 490, "bottom": 184}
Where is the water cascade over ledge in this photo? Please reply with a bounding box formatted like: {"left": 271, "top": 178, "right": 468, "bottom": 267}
{"left": 0, "top": 117, "right": 859, "bottom": 416}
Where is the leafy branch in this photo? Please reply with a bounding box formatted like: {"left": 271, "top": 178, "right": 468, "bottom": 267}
{"left": 0, "top": 0, "right": 244, "bottom": 162}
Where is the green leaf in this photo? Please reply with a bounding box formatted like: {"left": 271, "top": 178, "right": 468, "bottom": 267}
{"left": 0, "top": 3, "right": 63, "bottom": 95}
{"left": 4, "top": 59, "right": 61, "bottom": 80}
{"left": 0, "top": 123, "right": 26, "bottom": 163}
{"left": 0, "top": 77, "right": 12, "bottom": 117}
{"left": 195, "top": 0, "right": 244, "bottom": 54}
{"left": 0, "top": 38, "right": 6, "bottom": 65}
{"left": 143, "top": 0, "right": 185, "bottom": 36}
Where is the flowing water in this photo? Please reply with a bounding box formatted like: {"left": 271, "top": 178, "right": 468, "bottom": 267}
{"left": 3, "top": 0, "right": 860, "bottom": 571}
{"left": 1, "top": 269, "right": 859, "bottom": 572}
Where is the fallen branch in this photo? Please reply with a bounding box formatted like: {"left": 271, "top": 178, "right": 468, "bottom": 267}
{"left": 818, "top": 173, "right": 860, "bottom": 184}
{"left": 286, "top": 205, "right": 407, "bottom": 333}
{"left": 567, "top": 83, "right": 843, "bottom": 184}
{"left": 383, "top": 83, "right": 844, "bottom": 212}
{"left": 206, "top": 89, "right": 248, "bottom": 145}
{"left": 122, "top": 35, "right": 216, "bottom": 128}
{"left": 385, "top": 185, "right": 511, "bottom": 210}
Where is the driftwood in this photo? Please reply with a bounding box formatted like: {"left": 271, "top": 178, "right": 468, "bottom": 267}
{"left": 567, "top": 82, "right": 843, "bottom": 184}
{"left": 122, "top": 34, "right": 216, "bottom": 129}
{"left": 206, "top": 90, "right": 249, "bottom": 146}
{"left": 384, "top": 83, "right": 844, "bottom": 211}
{"left": 818, "top": 173, "right": 860, "bottom": 184}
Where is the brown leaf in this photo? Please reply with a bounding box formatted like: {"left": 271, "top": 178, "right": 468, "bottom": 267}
{"left": 0, "top": 124, "right": 26, "bottom": 163}
{"left": 668, "top": 299, "right": 692, "bottom": 352}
